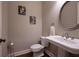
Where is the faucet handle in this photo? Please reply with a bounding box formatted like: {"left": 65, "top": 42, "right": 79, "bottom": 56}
{"left": 71, "top": 37, "right": 74, "bottom": 40}
{"left": 65, "top": 33, "right": 69, "bottom": 38}
{"left": 62, "top": 33, "right": 65, "bottom": 37}
{"left": 65, "top": 33, "right": 68, "bottom": 36}
{"left": 62, "top": 33, "right": 68, "bottom": 37}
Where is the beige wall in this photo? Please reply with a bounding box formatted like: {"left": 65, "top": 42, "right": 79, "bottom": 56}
{"left": 42, "top": 1, "right": 65, "bottom": 36}
{"left": 42, "top": 1, "right": 79, "bottom": 38}
{"left": 8, "top": 1, "right": 42, "bottom": 52}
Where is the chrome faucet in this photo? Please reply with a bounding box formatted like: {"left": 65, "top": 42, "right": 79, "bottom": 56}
{"left": 62, "top": 33, "right": 75, "bottom": 40}
{"left": 65, "top": 33, "right": 69, "bottom": 39}
{"left": 62, "top": 33, "right": 69, "bottom": 39}
{"left": 71, "top": 37, "right": 74, "bottom": 40}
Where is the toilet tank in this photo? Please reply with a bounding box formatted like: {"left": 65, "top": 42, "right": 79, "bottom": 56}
{"left": 40, "top": 37, "right": 49, "bottom": 47}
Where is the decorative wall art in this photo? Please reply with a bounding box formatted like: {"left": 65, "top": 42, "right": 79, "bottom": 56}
{"left": 18, "top": 5, "right": 26, "bottom": 15}
{"left": 30, "top": 16, "right": 36, "bottom": 24}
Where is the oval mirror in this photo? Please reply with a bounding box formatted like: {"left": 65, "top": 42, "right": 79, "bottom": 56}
{"left": 59, "top": 1, "right": 79, "bottom": 31}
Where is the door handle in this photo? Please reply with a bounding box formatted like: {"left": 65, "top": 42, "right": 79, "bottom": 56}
{"left": 0, "top": 39, "right": 6, "bottom": 43}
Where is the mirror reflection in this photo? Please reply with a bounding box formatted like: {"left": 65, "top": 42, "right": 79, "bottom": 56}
{"left": 60, "top": 1, "right": 79, "bottom": 30}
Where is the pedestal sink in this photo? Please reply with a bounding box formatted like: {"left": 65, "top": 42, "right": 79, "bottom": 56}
{"left": 42, "top": 35, "right": 79, "bottom": 54}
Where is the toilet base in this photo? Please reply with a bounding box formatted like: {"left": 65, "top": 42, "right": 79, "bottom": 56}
{"left": 33, "top": 53, "right": 44, "bottom": 57}
{"left": 33, "top": 49, "right": 44, "bottom": 57}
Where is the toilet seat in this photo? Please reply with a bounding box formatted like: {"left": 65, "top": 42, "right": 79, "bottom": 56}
{"left": 30, "top": 44, "right": 44, "bottom": 52}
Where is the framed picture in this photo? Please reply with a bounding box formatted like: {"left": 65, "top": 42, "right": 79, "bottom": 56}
{"left": 30, "top": 16, "right": 36, "bottom": 24}
{"left": 18, "top": 5, "right": 26, "bottom": 15}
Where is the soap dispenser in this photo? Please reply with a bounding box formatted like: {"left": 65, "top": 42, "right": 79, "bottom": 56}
{"left": 50, "top": 23, "right": 55, "bottom": 36}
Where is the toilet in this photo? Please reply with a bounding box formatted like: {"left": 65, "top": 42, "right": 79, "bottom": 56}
{"left": 30, "top": 37, "right": 48, "bottom": 57}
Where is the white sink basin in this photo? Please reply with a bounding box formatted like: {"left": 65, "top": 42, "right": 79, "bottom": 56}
{"left": 45, "top": 35, "right": 79, "bottom": 54}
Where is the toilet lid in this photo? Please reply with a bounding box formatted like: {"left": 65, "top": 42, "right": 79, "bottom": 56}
{"left": 31, "top": 44, "right": 44, "bottom": 49}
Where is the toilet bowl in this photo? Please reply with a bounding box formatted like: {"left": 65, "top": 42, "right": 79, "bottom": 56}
{"left": 31, "top": 44, "right": 44, "bottom": 52}
{"left": 31, "top": 44, "right": 44, "bottom": 57}
{"left": 30, "top": 37, "right": 48, "bottom": 57}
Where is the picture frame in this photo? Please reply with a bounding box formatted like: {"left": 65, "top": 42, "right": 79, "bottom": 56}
{"left": 18, "top": 5, "right": 26, "bottom": 15}
{"left": 30, "top": 16, "right": 36, "bottom": 24}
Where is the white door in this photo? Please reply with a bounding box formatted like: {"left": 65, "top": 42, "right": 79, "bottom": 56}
{"left": 0, "top": 1, "right": 8, "bottom": 57}
{"left": 0, "top": 1, "right": 2, "bottom": 57}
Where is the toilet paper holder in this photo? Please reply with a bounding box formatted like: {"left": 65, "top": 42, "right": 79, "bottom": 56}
{"left": 0, "top": 39, "right": 6, "bottom": 43}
